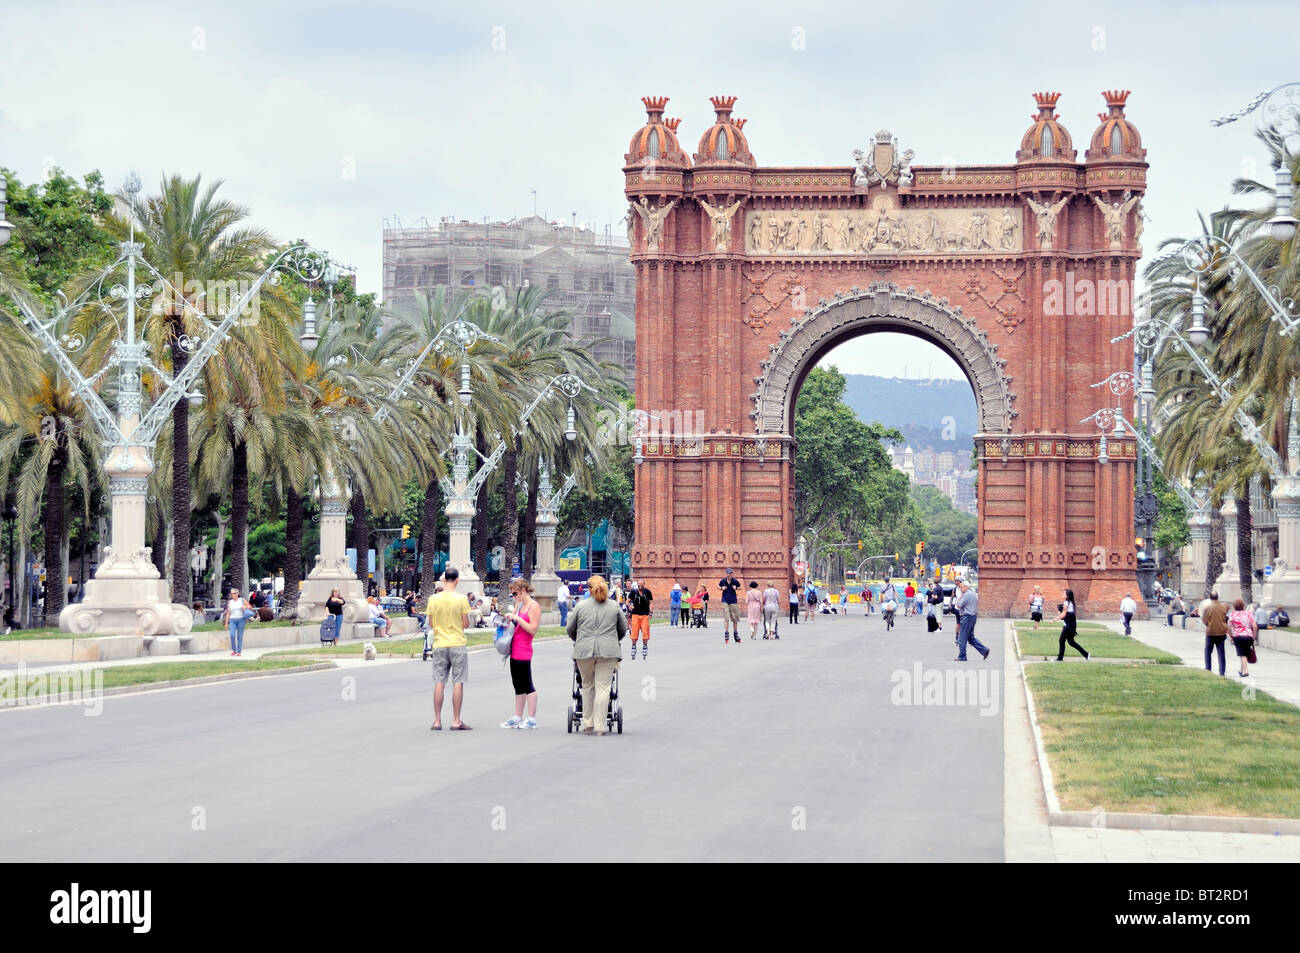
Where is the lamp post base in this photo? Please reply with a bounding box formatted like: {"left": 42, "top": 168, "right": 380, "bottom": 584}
{"left": 59, "top": 576, "right": 193, "bottom": 637}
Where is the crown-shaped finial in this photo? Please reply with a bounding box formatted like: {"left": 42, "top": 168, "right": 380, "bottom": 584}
{"left": 642, "top": 96, "right": 669, "bottom": 119}
{"left": 1102, "top": 89, "right": 1131, "bottom": 108}
{"left": 665, "top": 117, "right": 682, "bottom": 133}
{"left": 1032, "top": 91, "right": 1062, "bottom": 119}
{"left": 735, "top": 118, "right": 747, "bottom": 130}
{"left": 709, "top": 95, "right": 738, "bottom": 117}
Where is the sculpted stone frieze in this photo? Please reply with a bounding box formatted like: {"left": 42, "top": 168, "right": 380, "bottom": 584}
{"left": 743, "top": 205, "right": 1021, "bottom": 256}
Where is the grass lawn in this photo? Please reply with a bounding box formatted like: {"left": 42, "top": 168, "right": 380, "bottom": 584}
{"left": 1015, "top": 626, "right": 1179, "bottom": 663}
{"left": 1025, "top": 663, "right": 1300, "bottom": 817}
{"left": 264, "top": 625, "right": 571, "bottom": 657}
{"left": 0, "top": 618, "right": 307, "bottom": 641}
{"left": 9, "top": 658, "right": 329, "bottom": 692}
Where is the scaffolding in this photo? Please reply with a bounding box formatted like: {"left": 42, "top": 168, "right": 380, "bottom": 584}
{"left": 382, "top": 214, "right": 636, "bottom": 379}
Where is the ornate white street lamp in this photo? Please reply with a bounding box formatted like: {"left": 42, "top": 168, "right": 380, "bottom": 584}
{"left": 0, "top": 173, "right": 344, "bottom": 640}
{"left": 1213, "top": 82, "right": 1300, "bottom": 241}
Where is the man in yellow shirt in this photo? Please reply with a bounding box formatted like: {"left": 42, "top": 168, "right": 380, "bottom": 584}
{"left": 426, "top": 566, "right": 472, "bottom": 730}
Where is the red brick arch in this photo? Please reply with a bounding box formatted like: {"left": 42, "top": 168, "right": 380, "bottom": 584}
{"left": 623, "top": 95, "right": 1147, "bottom": 616}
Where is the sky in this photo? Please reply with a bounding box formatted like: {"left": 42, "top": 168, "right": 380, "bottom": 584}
{"left": 2, "top": 0, "right": 1296, "bottom": 381}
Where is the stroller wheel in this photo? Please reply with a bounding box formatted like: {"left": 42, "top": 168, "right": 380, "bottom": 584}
{"left": 567, "top": 704, "right": 575, "bottom": 733}
{"left": 617, "top": 708, "right": 623, "bottom": 734}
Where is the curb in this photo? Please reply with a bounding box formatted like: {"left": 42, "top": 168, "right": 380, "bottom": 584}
{"left": 0, "top": 662, "right": 338, "bottom": 711}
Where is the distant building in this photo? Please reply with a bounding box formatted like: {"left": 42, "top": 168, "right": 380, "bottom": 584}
{"left": 381, "top": 215, "right": 635, "bottom": 380}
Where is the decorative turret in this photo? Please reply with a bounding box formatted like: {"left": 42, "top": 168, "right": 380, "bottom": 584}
{"left": 693, "top": 95, "right": 755, "bottom": 167}
{"left": 1017, "top": 92, "right": 1076, "bottom": 162}
{"left": 1086, "top": 89, "right": 1146, "bottom": 161}
{"left": 625, "top": 95, "right": 691, "bottom": 170}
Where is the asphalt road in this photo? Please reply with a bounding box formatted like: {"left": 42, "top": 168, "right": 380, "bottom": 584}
{"left": 0, "top": 611, "right": 1003, "bottom": 861}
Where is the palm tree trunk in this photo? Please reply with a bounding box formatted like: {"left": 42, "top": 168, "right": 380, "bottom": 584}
{"left": 500, "top": 436, "right": 520, "bottom": 580}
{"left": 1237, "top": 495, "right": 1254, "bottom": 605}
{"left": 151, "top": 500, "right": 168, "bottom": 579}
{"left": 420, "top": 477, "right": 440, "bottom": 594}
{"left": 231, "top": 439, "right": 249, "bottom": 595}
{"left": 1205, "top": 506, "right": 1225, "bottom": 599}
{"left": 350, "top": 487, "right": 369, "bottom": 591}
{"left": 169, "top": 316, "right": 192, "bottom": 606}
{"left": 211, "top": 511, "right": 230, "bottom": 605}
{"left": 281, "top": 486, "right": 304, "bottom": 618}
{"left": 472, "top": 426, "right": 489, "bottom": 577}
{"left": 523, "top": 457, "right": 539, "bottom": 573}
{"left": 41, "top": 430, "right": 68, "bottom": 626}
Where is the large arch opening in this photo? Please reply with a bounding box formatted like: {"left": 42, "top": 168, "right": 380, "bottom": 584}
{"left": 758, "top": 284, "right": 1008, "bottom": 604}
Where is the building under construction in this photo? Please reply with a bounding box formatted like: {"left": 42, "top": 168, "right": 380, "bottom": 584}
{"left": 382, "top": 215, "right": 636, "bottom": 380}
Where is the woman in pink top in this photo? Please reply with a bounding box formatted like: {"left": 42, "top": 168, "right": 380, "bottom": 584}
{"left": 500, "top": 577, "right": 541, "bottom": 730}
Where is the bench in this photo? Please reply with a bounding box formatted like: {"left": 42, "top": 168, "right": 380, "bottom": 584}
{"left": 350, "top": 622, "right": 376, "bottom": 641}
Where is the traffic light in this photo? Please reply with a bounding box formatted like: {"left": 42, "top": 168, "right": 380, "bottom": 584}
{"left": 857, "top": 540, "right": 863, "bottom": 550}
{"left": 916, "top": 541, "right": 925, "bottom": 555}
{"left": 893, "top": 552, "right": 899, "bottom": 561}
{"left": 401, "top": 524, "right": 410, "bottom": 540}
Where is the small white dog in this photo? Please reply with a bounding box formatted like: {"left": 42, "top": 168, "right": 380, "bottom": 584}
{"left": 363, "top": 641, "right": 377, "bottom": 661}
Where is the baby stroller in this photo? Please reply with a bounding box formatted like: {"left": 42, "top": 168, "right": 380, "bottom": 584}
{"left": 566, "top": 661, "right": 623, "bottom": 734}
{"left": 691, "top": 604, "right": 707, "bottom": 628}
{"left": 420, "top": 618, "right": 432, "bottom": 661}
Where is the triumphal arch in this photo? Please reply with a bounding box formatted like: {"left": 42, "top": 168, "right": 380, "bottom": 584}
{"left": 623, "top": 91, "right": 1148, "bottom": 616}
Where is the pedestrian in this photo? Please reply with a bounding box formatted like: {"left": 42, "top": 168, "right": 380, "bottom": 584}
{"left": 1029, "top": 586, "right": 1044, "bottom": 630}
{"left": 627, "top": 578, "right": 654, "bottom": 659}
{"left": 1054, "top": 589, "right": 1090, "bottom": 662}
{"left": 904, "top": 581, "right": 916, "bottom": 615}
{"left": 1199, "top": 590, "right": 1229, "bottom": 677}
{"left": 718, "top": 569, "right": 743, "bottom": 643}
{"left": 745, "top": 581, "right": 763, "bottom": 639}
{"left": 679, "top": 582, "right": 692, "bottom": 627}
{"left": 500, "top": 577, "right": 540, "bottom": 729}
{"left": 689, "top": 586, "right": 704, "bottom": 626}
{"left": 669, "top": 582, "right": 682, "bottom": 627}
{"left": 1165, "top": 593, "right": 1175, "bottom": 627}
{"left": 568, "top": 574, "right": 626, "bottom": 736}
{"left": 863, "top": 586, "right": 873, "bottom": 615}
{"left": 762, "top": 580, "right": 781, "bottom": 638}
{"left": 323, "top": 587, "right": 345, "bottom": 644}
{"left": 806, "top": 582, "right": 817, "bottom": 624}
{"left": 954, "top": 579, "right": 990, "bottom": 661}
{"left": 1228, "top": 598, "right": 1258, "bottom": 679}
{"left": 367, "top": 596, "right": 391, "bottom": 638}
{"left": 404, "top": 591, "right": 416, "bottom": 617}
{"left": 788, "top": 583, "right": 801, "bottom": 625}
{"left": 698, "top": 582, "right": 710, "bottom": 627}
{"left": 914, "top": 588, "right": 924, "bottom": 618}
{"left": 222, "top": 587, "right": 252, "bottom": 657}
{"left": 426, "top": 566, "right": 472, "bottom": 730}
{"left": 839, "top": 585, "right": 848, "bottom": 614}
{"left": 556, "top": 579, "right": 572, "bottom": 628}
{"left": 926, "top": 584, "right": 943, "bottom": 632}
{"left": 1120, "top": 592, "right": 1136, "bottom": 636}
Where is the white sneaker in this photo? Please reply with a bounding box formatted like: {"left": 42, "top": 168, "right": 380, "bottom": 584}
{"left": 500, "top": 716, "right": 523, "bottom": 728}
{"left": 519, "top": 717, "right": 538, "bottom": 730}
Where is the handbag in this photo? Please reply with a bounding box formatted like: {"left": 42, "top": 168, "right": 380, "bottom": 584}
{"left": 1248, "top": 641, "right": 1258, "bottom": 664}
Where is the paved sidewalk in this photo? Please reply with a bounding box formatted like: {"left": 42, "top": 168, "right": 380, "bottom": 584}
{"left": 1123, "top": 618, "right": 1300, "bottom": 709}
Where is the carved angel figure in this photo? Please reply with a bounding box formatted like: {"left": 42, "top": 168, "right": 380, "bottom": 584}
{"left": 632, "top": 197, "right": 678, "bottom": 251}
{"left": 1025, "top": 195, "right": 1070, "bottom": 251}
{"left": 1093, "top": 191, "right": 1140, "bottom": 248}
{"left": 699, "top": 198, "right": 743, "bottom": 252}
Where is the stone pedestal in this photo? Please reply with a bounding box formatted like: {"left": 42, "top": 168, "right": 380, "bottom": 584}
{"left": 1184, "top": 510, "right": 1212, "bottom": 599}
{"left": 1263, "top": 476, "right": 1300, "bottom": 609}
{"left": 531, "top": 516, "right": 560, "bottom": 614}
{"left": 1217, "top": 498, "right": 1241, "bottom": 604}
{"left": 59, "top": 446, "right": 193, "bottom": 637}
{"left": 446, "top": 504, "right": 482, "bottom": 598}
{"left": 297, "top": 476, "right": 370, "bottom": 623}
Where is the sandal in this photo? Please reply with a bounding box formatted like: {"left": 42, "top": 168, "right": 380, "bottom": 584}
{"left": 449, "top": 723, "right": 472, "bottom": 731}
